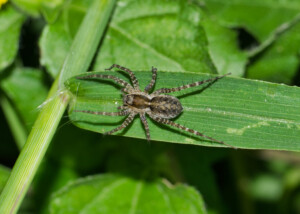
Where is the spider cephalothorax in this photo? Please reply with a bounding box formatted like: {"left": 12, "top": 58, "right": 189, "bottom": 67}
{"left": 75, "top": 64, "right": 233, "bottom": 148}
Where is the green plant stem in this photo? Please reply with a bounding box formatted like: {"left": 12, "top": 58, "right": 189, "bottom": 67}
{"left": 0, "top": 0, "right": 116, "bottom": 213}
{"left": 0, "top": 95, "right": 27, "bottom": 149}
{"left": 0, "top": 80, "right": 68, "bottom": 214}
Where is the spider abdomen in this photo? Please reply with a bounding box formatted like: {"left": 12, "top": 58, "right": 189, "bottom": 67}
{"left": 150, "top": 95, "right": 183, "bottom": 119}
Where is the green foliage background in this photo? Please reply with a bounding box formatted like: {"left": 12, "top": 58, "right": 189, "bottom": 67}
{"left": 0, "top": 0, "right": 300, "bottom": 213}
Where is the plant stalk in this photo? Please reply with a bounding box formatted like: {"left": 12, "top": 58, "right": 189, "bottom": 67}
{"left": 0, "top": 80, "right": 68, "bottom": 214}
{"left": 0, "top": 0, "right": 116, "bottom": 213}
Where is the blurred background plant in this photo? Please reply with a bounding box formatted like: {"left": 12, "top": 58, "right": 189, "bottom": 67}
{"left": 0, "top": 0, "right": 300, "bottom": 213}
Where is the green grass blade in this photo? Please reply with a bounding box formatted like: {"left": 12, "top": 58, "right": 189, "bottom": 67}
{"left": 66, "top": 71, "right": 300, "bottom": 151}
{"left": 0, "top": 79, "right": 69, "bottom": 214}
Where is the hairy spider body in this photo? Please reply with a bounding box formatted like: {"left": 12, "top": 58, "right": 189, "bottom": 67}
{"left": 150, "top": 95, "right": 183, "bottom": 119}
{"left": 124, "top": 93, "right": 182, "bottom": 119}
{"left": 75, "top": 64, "right": 233, "bottom": 148}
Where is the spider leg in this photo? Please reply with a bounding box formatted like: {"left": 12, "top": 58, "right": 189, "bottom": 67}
{"left": 144, "top": 66, "right": 157, "bottom": 92}
{"left": 151, "top": 73, "right": 231, "bottom": 95}
{"left": 140, "top": 113, "right": 151, "bottom": 141}
{"left": 76, "top": 74, "right": 134, "bottom": 93}
{"left": 121, "top": 87, "right": 131, "bottom": 94}
{"left": 104, "top": 113, "right": 137, "bottom": 135}
{"left": 117, "top": 105, "right": 127, "bottom": 110}
{"left": 105, "top": 64, "right": 140, "bottom": 90}
{"left": 149, "top": 116, "right": 235, "bottom": 148}
{"left": 74, "top": 109, "right": 129, "bottom": 116}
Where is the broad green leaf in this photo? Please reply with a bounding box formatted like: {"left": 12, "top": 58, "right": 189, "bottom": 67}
{"left": 1, "top": 67, "right": 48, "bottom": 131}
{"left": 40, "top": 0, "right": 216, "bottom": 78}
{"left": 247, "top": 21, "right": 300, "bottom": 84}
{"left": 0, "top": 4, "right": 25, "bottom": 71}
{"left": 0, "top": 165, "right": 10, "bottom": 193}
{"left": 93, "top": 0, "right": 215, "bottom": 73}
{"left": 65, "top": 71, "right": 300, "bottom": 151}
{"left": 202, "top": 17, "right": 247, "bottom": 76}
{"left": 202, "top": 0, "right": 300, "bottom": 42}
{"left": 50, "top": 174, "right": 206, "bottom": 214}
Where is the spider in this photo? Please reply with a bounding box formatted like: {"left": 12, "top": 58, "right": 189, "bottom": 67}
{"left": 75, "top": 64, "right": 233, "bottom": 148}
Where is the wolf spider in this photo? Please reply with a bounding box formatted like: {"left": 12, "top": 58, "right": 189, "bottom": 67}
{"left": 75, "top": 64, "right": 233, "bottom": 148}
